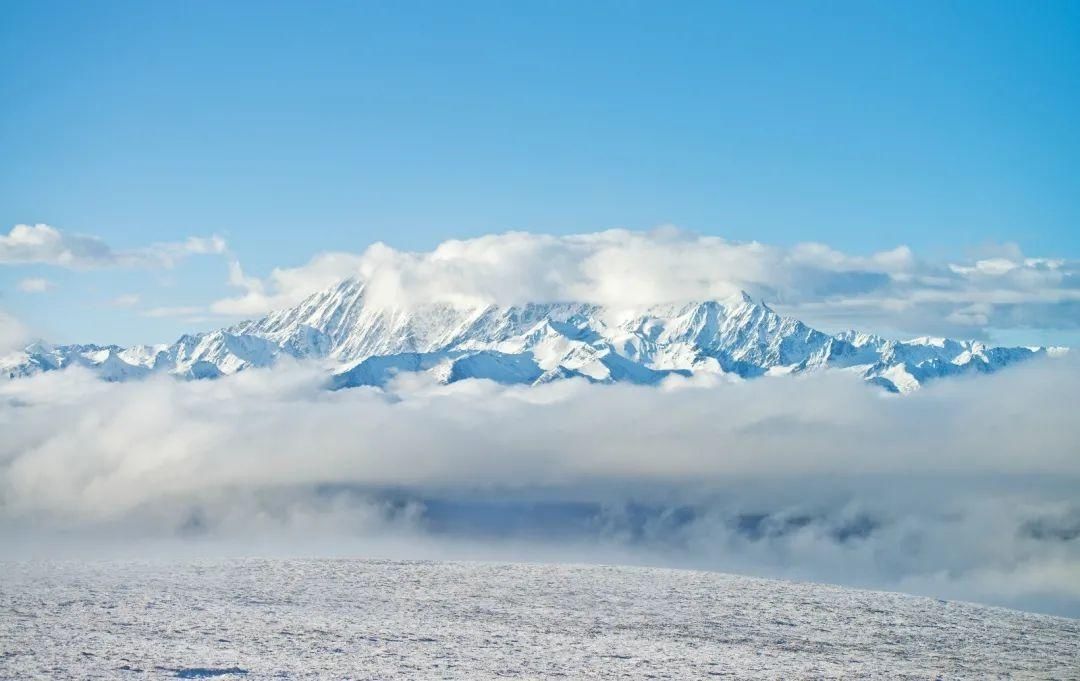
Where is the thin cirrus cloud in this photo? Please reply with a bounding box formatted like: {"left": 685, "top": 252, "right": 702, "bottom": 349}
{"left": 212, "top": 229, "right": 1080, "bottom": 339}
{"left": 141, "top": 305, "right": 205, "bottom": 319}
{"left": 0, "top": 223, "right": 228, "bottom": 270}
{"left": 109, "top": 294, "right": 141, "bottom": 308}
{"left": 16, "top": 277, "right": 55, "bottom": 293}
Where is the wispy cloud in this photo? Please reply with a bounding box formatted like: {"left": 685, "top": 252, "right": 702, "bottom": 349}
{"left": 109, "top": 294, "right": 141, "bottom": 308}
{"left": 141, "top": 305, "right": 204, "bottom": 318}
{"left": 0, "top": 224, "right": 228, "bottom": 270}
{"left": 16, "top": 277, "right": 55, "bottom": 293}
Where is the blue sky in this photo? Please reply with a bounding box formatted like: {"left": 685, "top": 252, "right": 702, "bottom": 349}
{"left": 1, "top": 0, "right": 1078, "bottom": 345}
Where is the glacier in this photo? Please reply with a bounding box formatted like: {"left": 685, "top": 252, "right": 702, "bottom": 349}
{"left": 1, "top": 278, "right": 1058, "bottom": 393}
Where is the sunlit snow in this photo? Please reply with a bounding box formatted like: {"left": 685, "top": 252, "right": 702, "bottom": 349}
{"left": 2, "top": 560, "right": 1078, "bottom": 679}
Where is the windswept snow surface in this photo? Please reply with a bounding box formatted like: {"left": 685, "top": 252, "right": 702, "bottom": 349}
{"left": 1, "top": 560, "right": 1078, "bottom": 680}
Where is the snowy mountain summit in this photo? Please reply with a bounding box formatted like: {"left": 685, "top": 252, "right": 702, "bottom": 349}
{"left": 2, "top": 278, "right": 1055, "bottom": 392}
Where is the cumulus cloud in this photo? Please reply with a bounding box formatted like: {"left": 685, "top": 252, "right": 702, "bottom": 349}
{"left": 0, "top": 224, "right": 227, "bottom": 269}
{"left": 1, "top": 356, "right": 1078, "bottom": 614}
{"left": 16, "top": 277, "right": 55, "bottom": 293}
{"left": 211, "top": 229, "right": 1079, "bottom": 338}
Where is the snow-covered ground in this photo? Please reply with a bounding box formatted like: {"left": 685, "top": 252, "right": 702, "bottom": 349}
{"left": 1, "top": 560, "right": 1077, "bottom": 679}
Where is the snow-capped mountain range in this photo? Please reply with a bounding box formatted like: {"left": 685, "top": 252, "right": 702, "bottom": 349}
{"left": 1, "top": 278, "right": 1058, "bottom": 392}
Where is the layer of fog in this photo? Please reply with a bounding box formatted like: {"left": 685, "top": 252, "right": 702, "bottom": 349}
{"left": 2, "top": 358, "right": 1079, "bottom": 616}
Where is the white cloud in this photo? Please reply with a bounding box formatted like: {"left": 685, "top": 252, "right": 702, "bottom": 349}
{"left": 0, "top": 224, "right": 227, "bottom": 269}
{"left": 1, "top": 356, "right": 1078, "bottom": 614}
{"left": 109, "top": 294, "right": 141, "bottom": 308}
{"left": 3, "top": 226, "right": 1073, "bottom": 341}
{"left": 142, "top": 305, "right": 204, "bottom": 319}
{"left": 16, "top": 277, "right": 55, "bottom": 293}
{"left": 0, "top": 309, "right": 29, "bottom": 351}
{"left": 211, "top": 229, "right": 1079, "bottom": 338}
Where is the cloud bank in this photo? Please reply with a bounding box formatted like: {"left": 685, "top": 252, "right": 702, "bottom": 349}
{"left": 214, "top": 229, "right": 1079, "bottom": 339}
{"left": 2, "top": 356, "right": 1078, "bottom": 615}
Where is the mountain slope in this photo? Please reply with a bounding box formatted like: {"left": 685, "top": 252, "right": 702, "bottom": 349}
{"left": 1, "top": 278, "right": 1057, "bottom": 392}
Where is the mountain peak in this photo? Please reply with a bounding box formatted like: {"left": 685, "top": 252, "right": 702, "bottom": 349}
{"left": 721, "top": 290, "right": 756, "bottom": 307}
{"left": 0, "top": 279, "right": 1054, "bottom": 393}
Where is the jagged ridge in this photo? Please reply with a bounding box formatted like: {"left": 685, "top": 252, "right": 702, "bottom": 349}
{"left": 0, "top": 278, "right": 1057, "bottom": 392}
